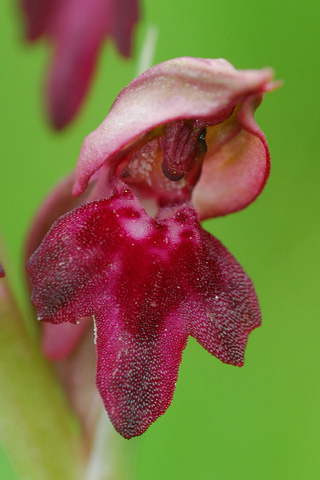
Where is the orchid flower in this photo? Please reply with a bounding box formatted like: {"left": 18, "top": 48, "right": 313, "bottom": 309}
{"left": 0, "top": 264, "right": 5, "bottom": 277}
{"left": 19, "top": 0, "right": 139, "bottom": 129}
{"left": 27, "top": 57, "right": 277, "bottom": 439}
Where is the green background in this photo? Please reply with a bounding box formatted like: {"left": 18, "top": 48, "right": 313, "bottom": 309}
{"left": 1, "top": 0, "right": 320, "bottom": 478}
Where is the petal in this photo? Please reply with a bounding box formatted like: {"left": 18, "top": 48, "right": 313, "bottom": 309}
{"left": 19, "top": 0, "right": 56, "bottom": 41}
{"left": 0, "top": 263, "right": 5, "bottom": 278}
{"left": 20, "top": 0, "right": 140, "bottom": 128}
{"left": 28, "top": 184, "right": 261, "bottom": 437}
{"left": 74, "top": 57, "right": 275, "bottom": 195}
{"left": 46, "top": 0, "right": 113, "bottom": 129}
{"left": 25, "top": 172, "right": 77, "bottom": 261}
{"left": 111, "top": 0, "right": 139, "bottom": 57}
{"left": 94, "top": 285, "right": 188, "bottom": 439}
{"left": 193, "top": 97, "right": 270, "bottom": 218}
{"left": 25, "top": 169, "right": 108, "bottom": 262}
{"left": 184, "top": 229, "right": 261, "bottom": 366}
{"left": 25, "top": 172, "right": 94, "bottom": 360}
{"left": 27, "top": 184, "right": 149, "bottom": 324}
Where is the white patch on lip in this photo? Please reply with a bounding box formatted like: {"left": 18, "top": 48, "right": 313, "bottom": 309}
{"left": 121, "top": 216, "right": 151, "bottom": 241}
{"left": 164, "top": 219, "right": 201, "bottom": 248}
{"left": 166, "top": 221, "right": 181, "bottom": 245}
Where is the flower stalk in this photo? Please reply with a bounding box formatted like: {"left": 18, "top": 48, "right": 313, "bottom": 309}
{"left": 0, "top": 274, "right": 85, "bottom": 479}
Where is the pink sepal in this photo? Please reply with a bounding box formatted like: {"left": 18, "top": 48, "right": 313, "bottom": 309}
{"left": 75, "top": 57, "right": 275, "bottom": 218}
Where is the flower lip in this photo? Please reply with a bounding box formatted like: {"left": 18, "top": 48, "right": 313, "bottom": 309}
{"left": 73, "top": 57, "right": 276, "bottom": 197}
{"left": 27, "top": 183, "right": 261, "bottom": 438}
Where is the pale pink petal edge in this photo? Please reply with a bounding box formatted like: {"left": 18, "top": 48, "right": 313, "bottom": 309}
{"left": 74, "top": 57, "right": 275, "bottom": 196}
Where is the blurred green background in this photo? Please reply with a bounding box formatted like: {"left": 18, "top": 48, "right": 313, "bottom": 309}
{"left": 1, "top": 0, "right": 320, "bottom": 478}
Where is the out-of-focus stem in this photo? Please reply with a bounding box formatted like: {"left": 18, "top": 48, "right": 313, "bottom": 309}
{"left": 85, "top": 407, "right": 137, "bottom": 480}
{"left": 0, "top": 276, "right": 86, "bottom": 480}
{"left": 136, "top": 25, "right": 158, "bottom": 76}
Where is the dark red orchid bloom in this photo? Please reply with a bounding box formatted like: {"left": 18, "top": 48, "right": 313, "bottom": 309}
{"left": 0, "top": 264, "right": 5, "bottom": 277}
{"left": 27, "top": 57, "right": 277, "bottom": 438}
{"left": 19, "top": 0, "right": 139, "bottom": 129}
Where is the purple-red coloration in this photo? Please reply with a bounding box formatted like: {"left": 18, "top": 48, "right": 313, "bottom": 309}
{"left": 28, "top": 184, "right": 260, "bottom": 438}
{"left": 0, "top": 263, "right": 5, "bottom": 278}
{"left": 24, "top": 171, "right": 94, "bottom": 360}
{"left": 27, "top": 57, "right": 277, "bottom": 438}
{"left": 19, "top": 0, "right": 139, "bottom": 129}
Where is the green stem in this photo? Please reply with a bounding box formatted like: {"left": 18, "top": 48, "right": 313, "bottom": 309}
{"left": 0, "top": 278, "right": 86, "bottom": 480}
